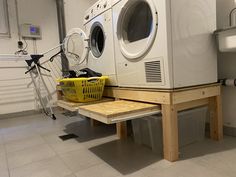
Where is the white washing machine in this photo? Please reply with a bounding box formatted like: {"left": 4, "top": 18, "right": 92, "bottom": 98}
{"left": 81, "top": 0, "right": 117, "bottom": 86}
{"left": 64, "top": 0, "right": 117, "bottom": 85}
{"left": 112, "top": 0, "right": 217, "bottom": 89}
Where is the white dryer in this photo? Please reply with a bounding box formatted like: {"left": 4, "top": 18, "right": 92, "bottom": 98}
{"left": 82, "top": 0, "right": 117, "bottom": 86}
{"left": 112, "top": 0, "right": 217, "bottom": 89}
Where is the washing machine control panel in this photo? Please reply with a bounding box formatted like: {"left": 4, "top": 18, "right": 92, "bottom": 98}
{"left": 84, "top": 0, "right": 112, "bottom": 24}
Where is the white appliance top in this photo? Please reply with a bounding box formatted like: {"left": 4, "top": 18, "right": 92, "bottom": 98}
{"left": 83, "top": 0, "right": 112, "bottom": 25}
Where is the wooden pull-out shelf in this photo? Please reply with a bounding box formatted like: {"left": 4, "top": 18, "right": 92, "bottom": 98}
{"left": 57, "top": 98, "right": 114, "bottom": 112}
{"left": 78, "top": 100, "right": 161, "bottom": 124}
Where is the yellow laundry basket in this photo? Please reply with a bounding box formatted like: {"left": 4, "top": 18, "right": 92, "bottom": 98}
{"left": 59, "top": 76, "right": 108, "bottom": 103}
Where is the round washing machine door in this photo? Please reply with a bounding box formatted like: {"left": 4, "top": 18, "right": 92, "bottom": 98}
{"left": 63, "top": 28, "right": 89, "bottom": 68}
{"left": 117, "top": 0, "right": 158, "bottom": 60}
{"left": 89, "top": 22, "right": 106, "bottom": 59}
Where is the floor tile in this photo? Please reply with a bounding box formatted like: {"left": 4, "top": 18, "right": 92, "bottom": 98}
{"left": 0, "top": 168, "right": 9, "bottom": 177}
{"left": 149, "top": 160, "right": 227, "bottom": 177}
{"left": 1, "top": 112, "right": 236, "bottom": 177}
{"left": 5, "top": 135, "right": 45, "bottom": 153}
{"left": 89, "top": 139, "right": 161, "bottom": 175}
{"left": 42, "top": 131, "right": 84, "bottom": 154}
{"left": 0, "top": 153, "right": 9, "bottom": 177}
{"left": 117, "top": 170, "right": 146, "bottom": 177}
{"left": 33, "top": 121, "right": 65, "bottom": 135}
{"left": 10, "top": 156, "right": 72, "bottom": 177}
{"left": 48, "top": 139, "right": 84, "bottom": 155}
{"left": 75, "top": 163, "right": 121, "bottom": 177}
{"left": 42, "top": 131, "right": 75, "bottom": 144}
{"left": 0, "top": 154, "right": 8, "bottom": 170}
{"left": 0, "top": 144, "right": 5, "bottom": 156}
{"left": 81, "top": 135, "right": 118, "bottom": 149}
{"left": 7, "top": 144, "right": 56, "bottom": 169}
{"left": 64, "top": 175, "right": 77, "bottom": 177}
{"left": 190, "top": 150, "right": 236, "bottom": 177}
{"left": 0, "top": 134, "right": 4, "bottom": 144}
{"left": 2, "top": 126, "right": 37, "bottom": 143}
{"left": 60, "top": 148, "right": 103, "bottom": 172}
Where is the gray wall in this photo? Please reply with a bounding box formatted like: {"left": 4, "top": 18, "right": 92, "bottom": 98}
{"left": 64, "top": 0, "right": 97, "bottom": 31}
{"left": 217, "top": 0, "right": 236, "bottom": 128}
{"left": 0, "top": 0, "right": 61, "bottom": 114}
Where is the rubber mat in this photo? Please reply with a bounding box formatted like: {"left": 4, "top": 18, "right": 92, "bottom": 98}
{"left": 59, "top": 134, "right": 78, "bottom": 141}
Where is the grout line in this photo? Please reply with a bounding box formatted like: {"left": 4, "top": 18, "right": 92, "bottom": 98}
{"left": 40, "top": 133, "right": 78, "bottom": 176}
{"left": 39, "top": 131, "right": 107, "bottom": 175}
{"left": 4, "top": 136, "right": 47, "bottom": 155}
{"left": 3, "top": 140, "right": 11, "bottom": 177}
{"left": 6, "top": 143, "right": 57, "bottom": 171}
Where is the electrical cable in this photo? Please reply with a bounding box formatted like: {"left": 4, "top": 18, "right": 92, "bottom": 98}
{"left": 23, "top": 39, "right": 28, "bottom": 51}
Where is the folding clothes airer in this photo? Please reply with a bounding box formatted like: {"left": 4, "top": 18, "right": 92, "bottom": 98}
{"left": 24, "top": 44, "right": 64, "bottom": 120}
{"left": 0, "top": 31, "right": 88, "bottom": 120}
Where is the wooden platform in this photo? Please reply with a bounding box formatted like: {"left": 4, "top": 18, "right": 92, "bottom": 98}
{"left": 57, "top": 83, "right": 223, "bottom": 162}
{"left": 79, "top": 100, "right": 161, "bottom": 124}
{"left": 57, "top": 98, "right": 114, "bottom": 112}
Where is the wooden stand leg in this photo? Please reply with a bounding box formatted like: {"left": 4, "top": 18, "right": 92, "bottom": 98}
{"left": 162, "top": 104, "right": 179, "bottom": 162}
{"left": 209, "top": 96, "right": 223, "bottom": 141}
{"left": 116, "top": 122, "right": 127, "bottom": 139}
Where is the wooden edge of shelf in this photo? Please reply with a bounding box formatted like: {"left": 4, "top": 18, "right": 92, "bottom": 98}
{"left": 104, "top": 84, "right": 221, "bottom": 105}
{"left": 175, "top": 98, "right": 209, "bottom": 111}
{"left": 79, "top": 107, "right": 161, "bottom": 124}
{"left": 57, "top": 98, "right": 114, "bottom": 111}
{"left": 172, "top": 85, "right": 221, "bottom": 104}
{"left": 103, "top": 88, "right": 172, "bottom": 104}
{"left": 57, "top": 101, "right": 79, "bottom": 112}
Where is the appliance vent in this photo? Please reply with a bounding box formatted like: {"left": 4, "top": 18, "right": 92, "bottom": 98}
{"left": 145, "top": 61, "right": 162, "bottom": 83}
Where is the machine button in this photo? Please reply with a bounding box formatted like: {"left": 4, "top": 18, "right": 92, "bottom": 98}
{"left": 85, "top": 15, "right": 89, "bottom": 20}
{"left": 104, "top": 1, "right": 107, "bottom": 8}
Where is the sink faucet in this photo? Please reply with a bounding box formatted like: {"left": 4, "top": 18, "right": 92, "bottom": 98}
{"left": 229, "top": 7, "right": 236, "bottom": 26}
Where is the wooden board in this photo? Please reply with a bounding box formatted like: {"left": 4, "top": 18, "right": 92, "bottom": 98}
{"left": 57, "top": 98, "right": 114, "bottom": 112}
{"left": 103, "top": 84, "right": 221, "bottom": 105}
{"left": 103, "top": 87, "right": 172, "bottom": 104}
{"left": 78, "top": 100, "right": 161, "bottom": 124}
{"left": 172, "top": 85, "right": 221, "bottom": 104}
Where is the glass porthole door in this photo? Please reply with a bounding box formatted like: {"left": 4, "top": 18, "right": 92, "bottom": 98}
{"left": 63, "top": 23, "right": 106, "bottom": 67}
{"left": 63, "top": 28, "right": 89, "bottom": 68}
{"left": 90, "top": 22, "right": 105, "bottom": 58}
{"left": 117, "top": 0, "right": 158, "bottom": 60}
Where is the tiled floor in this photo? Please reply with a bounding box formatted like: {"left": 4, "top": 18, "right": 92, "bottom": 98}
{"left": 0, "top": 110, "right": 236, "bottom": 177}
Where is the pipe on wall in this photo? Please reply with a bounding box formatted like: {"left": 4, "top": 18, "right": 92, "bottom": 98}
{"left": 219, "top": 79, "right": 236, "bottom": 87}
{"left": 55, "top": 0, "right": 69, "bottom": 77}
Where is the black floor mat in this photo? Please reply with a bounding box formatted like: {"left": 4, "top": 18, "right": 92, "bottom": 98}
{"left": 59, "top": 134, "right": 78, "bottom": 141}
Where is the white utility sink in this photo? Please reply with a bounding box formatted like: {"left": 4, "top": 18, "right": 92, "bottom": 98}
{"left": 215, "top": 26, "right": 236, "bottom": 52}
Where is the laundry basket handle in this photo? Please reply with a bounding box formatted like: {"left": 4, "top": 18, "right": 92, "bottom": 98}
{"left": 87, "top": 77, "right": 101, "bottom": 83}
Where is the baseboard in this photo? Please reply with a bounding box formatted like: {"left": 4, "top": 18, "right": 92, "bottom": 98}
{"left": 0, "top": 110, "right": 41, "bottom": 120}
{"left": 206, "top": 123, "right": 236, "bottom": 137}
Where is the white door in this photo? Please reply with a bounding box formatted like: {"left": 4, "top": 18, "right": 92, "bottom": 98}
{"left": 63, "top": 28, "right": 89, "bottom": 69}
{"left": 116, "top": 0, "right": 158, "bottom": 60}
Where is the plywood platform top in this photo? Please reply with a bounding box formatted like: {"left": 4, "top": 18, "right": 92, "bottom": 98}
{"left": 57, "top": 98, "right": 114, "bottom": 112}
{"left": 79, "top": 100, "right": 161, "bottom": 118}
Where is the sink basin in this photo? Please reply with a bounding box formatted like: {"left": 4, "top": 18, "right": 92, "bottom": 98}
{"left": 215, "top": 26, "right": 236, "bottom": 52}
